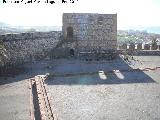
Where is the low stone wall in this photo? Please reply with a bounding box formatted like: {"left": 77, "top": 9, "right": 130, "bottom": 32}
{"left": 118, "top": 43, "right": 160, "bottom": 51}
{"left": 133, "top": 50, "right": 160, "bottom": 56}
{"left": 118, "top": 50, "right": 160, "bottom": 56}
{"left": 0, "top": 31, "right": 62, "bottom": 66}
{"left": 118, "top": 43, "right": 160, "bottom": 56}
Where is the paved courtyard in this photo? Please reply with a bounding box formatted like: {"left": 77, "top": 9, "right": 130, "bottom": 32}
{"left": 45, "top": 56, "right": 160, "bottom": 120}
{"left": 0, "top": 76, "right": 30, "bottom": 120}
{"left": 0, "top": 56, "right": 160, "bottom": 120}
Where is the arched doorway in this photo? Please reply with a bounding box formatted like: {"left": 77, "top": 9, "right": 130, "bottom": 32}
{"left": 67, "top": 27, "right": 73, "bottom": 37}
{"left": 69, "top": 49, "right": 74, "bottom": 56}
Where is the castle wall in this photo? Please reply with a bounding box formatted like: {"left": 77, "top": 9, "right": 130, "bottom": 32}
{"left": 117, "top": 43, "right": 160, "bottom": 55}
{"left": 0, "top": 31, "right": 61, "bottom": 66}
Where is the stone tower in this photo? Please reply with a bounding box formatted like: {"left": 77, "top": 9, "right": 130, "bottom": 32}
{"left": 62, "top": 13, "right": 117, "bottom": 59}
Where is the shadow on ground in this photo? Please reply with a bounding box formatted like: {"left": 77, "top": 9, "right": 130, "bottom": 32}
{"left": 0, "top": 56, "right": 156, "bottom": 85}
{"left": 0, "top": 60, "right": 51, "bottom": 85}
{"left": 46, "top": 57, "right": 155, "bottom": 85}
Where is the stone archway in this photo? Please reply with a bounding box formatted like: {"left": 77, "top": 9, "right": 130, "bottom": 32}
{"left": 67, "top": 26, "right": 73, "bottom": 37}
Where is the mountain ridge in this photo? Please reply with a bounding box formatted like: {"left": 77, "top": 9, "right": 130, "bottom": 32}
{"left": 0, "top": 22, "right": 160, "bottom": 34}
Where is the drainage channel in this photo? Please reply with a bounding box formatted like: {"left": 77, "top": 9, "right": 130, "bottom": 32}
{"left": 29, "top": 75, "right": 55, "bottom": 120}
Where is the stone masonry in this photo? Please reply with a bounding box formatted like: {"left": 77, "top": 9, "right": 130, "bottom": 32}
{"left": 62, "top": 13, "right": 117, "bottom": 53}
{"left": 0, "top": 13, "right": 117, "bottom": 66}
{"left": 0, "top": 31, "right": 61, "bottom": 66}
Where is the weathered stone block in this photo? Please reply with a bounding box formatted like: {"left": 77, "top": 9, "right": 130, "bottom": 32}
{"left": 144, "top": 44, "right": 150, "bottom": 50}
{"left": 151, "top": 44, "right": 158, "bottom": 50}
{"left": 137, "top": 43, "right": 142, "bottom": 50}
{"left": 129, "top": 43, "right": 135, "bottom": 50}
{"left": 122, "top": 44, "right": 127, "bottom": 49}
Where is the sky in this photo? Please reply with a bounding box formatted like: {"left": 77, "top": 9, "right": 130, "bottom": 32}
{"left": 0, "top": 0, "right": 160, "bottom": 29}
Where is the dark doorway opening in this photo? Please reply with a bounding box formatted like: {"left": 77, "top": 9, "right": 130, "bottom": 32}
{"left": 67, "top": 27, "right": 73, "bottom": 37}
{"left": 69, "top": 49, "right": 74, "bottom": 56}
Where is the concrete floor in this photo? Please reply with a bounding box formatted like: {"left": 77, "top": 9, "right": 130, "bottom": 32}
{"left": 45, "top": 56, "right": 160, "bottom": 120}
{"left": 0, "top": 77, "right": 30, "bottom": 120}
{"left": 0, "top": 56, "right": 160, "bottom": 120}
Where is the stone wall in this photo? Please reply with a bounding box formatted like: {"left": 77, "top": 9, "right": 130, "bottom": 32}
{"left": 118, "top": 43, "right": 160, "bottom": 50}
{"left": 62, "top": 13, "right": 117, "bottom": 52}
{"left": 118, "top": 43, "right": 160, "bottom": 55}
{"left": 0, "top": 31, "right": 61, "bottom": 66}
